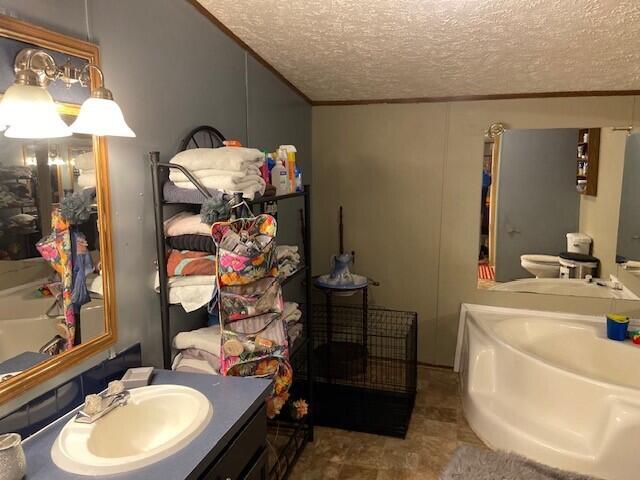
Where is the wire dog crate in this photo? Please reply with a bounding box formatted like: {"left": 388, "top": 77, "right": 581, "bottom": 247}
{"left": 312, "top": 305, "right": 417, "bottom": 438}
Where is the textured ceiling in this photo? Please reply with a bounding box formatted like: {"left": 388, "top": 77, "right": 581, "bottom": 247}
{"left": 197, "top": 0, "right": 640, "bottom": 102}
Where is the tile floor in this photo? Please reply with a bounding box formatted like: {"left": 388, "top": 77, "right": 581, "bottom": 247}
{"left": 288, "top": 365, "right": 487, "bottom": 479}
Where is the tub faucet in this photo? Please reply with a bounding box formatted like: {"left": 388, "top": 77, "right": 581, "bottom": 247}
{"left": 75, "top": 381, "right": 129, "bottom": 424}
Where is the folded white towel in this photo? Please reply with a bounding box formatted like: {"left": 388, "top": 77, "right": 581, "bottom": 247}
{"left": 173, "top": 175, "right": 265, "bottom": 200}
{"left": 276, "top": 245, "right": 299, "bottom": 255}
{"left": 276, "top": 245, "right": 300, "bottom": 261}
{"left": 283, "top": 302, "right": 302, "bottom": 323}
{"left": 164, "top": 211, "right": 212, "bottom": 236}
{"left": 77, "top": 171, "right": 96, "bottom": 188}
{"left": 86, "top": 273, "right": 103, "bottom": 297}
{"left": 172, "top": 356, "right": 218, "bottom": 375}
{"left": 173, "top": 325, "right": 221, "bottom": 355}
{"left": 154, "top": 273, "right": 217, "bottom": 312}
{"left": 624, "top": 260, "right": 640, "bottom": 270}
{"left": 169, "top": 166, "right": 260, "bottom": 184}
{"left": 173, "top": 173, "right": 263, "bottom": 190}
{"left": 288, "top": 323, "right": 303, "bottom": 343}
{"left": 74, "top": 151, "right": 94, "bottom": 171}
{"left": 283, "top": 302, "right": 299, "bottom": 318}
{"left": 170, "top": 147, "right": 263, "bottom": 172}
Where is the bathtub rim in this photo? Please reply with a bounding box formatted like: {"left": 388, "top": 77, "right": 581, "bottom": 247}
{"left": 454, "top": 303, "right": 640, "bottom": 393}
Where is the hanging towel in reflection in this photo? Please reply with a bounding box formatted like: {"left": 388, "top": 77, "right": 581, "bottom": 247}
{"left": 71, "top": 230, "right": 94, "bottom": 311}
{"left": 36, "top": 209, "right": 75, "bottom": 349}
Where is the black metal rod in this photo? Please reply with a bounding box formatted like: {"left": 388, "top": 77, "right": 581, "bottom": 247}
{"left": 339, "top": 205, "right": 344, "bottom": 255}
{"left": 150, "top": 152, "right": 172, "bottom": 369}
{"left": 154, "top": 161, "right": 212, "bottom": 200}
{"left": 303, "top": 185, "right": 314, "bottom": 441}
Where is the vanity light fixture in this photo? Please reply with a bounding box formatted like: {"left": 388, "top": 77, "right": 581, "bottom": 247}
{"left": 0, "top": 48, "right": 135, "bottom": 139}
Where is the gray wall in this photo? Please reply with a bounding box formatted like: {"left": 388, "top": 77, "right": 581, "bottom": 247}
{"left": 0, "top": 0, "right": 311, "bottom": 370}
{"left": 495, "top": 129, "right": 579, "bottom": 281}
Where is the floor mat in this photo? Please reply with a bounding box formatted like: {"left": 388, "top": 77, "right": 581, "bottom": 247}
{"left": 440, "top": 445, "right": 601, "bottom": 480}
{"left": 478, "top": 264, "right": 495, "bottom": 280}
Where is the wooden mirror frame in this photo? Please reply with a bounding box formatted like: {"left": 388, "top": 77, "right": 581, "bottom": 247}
{"left": 0, "top": 15, "right": 117, "bottom": 403}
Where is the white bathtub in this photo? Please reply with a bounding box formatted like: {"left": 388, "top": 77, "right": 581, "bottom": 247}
{"left": 455, "top": 304, "right": 640, "bottom": 480}
{"left": 0, "top": 280, "right": 104, "bottom": 363}
{"left": 490, "top": 277, "right": 640, "bottom": 300}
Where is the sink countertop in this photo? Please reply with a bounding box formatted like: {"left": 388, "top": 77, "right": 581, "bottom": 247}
{"left": 22, "top": 370, "right": 272, "bottom": 480}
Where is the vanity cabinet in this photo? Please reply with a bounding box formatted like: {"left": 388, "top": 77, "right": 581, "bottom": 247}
{"left": 192, "top": 404, "right": 268, "bottom": 480}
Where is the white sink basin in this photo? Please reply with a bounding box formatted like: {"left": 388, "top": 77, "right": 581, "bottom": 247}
{"left": 51, "top": 385, "right": 213, "bottom": 475}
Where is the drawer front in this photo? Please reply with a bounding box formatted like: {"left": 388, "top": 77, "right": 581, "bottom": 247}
{"left": 202, "top": 405, "right": 267, "bottom": 480}
{"left": 243, "top": 448, "right": 268, "bottom": 480}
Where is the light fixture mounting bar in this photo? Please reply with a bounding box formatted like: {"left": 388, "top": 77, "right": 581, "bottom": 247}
{"left": 13, "top": 47, "right": 105, "bottom": 92}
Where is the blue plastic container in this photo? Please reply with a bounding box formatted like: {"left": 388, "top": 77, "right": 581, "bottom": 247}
{"left": 607, "top": 314, "right": 629, "bottom": 341}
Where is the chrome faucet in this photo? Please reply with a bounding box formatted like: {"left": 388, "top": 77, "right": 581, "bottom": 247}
{"left": 75, "top": 381, "right": 129, "bottom": 424}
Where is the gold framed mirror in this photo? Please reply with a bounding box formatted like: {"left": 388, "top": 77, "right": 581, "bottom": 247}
{"left": 0, "top": 15, "right": 116, "bottom": 403}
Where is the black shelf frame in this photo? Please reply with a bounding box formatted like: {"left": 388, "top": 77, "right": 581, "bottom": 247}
{"left": 149, "top": 132, "right": 313, "bottom": 480}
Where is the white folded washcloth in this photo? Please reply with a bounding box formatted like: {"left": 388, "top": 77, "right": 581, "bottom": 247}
{"left": 173, "top": 325, "right": 221, "bottom": 355}
{"left": 168, "top": 166, "right": 260, "bottom": 185}
{"left": 164, "top": 211, "right": 212, "bottom": 236}
{"left": 170, "top": 147, "right": 263, "bottom": 172}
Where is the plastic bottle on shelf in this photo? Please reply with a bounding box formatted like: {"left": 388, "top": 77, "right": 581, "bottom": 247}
{"left": 279, "top": 145, "right": 297, "bottom": 192}
{"left": 271, "top": 160, "right": 289, "bottom": 195}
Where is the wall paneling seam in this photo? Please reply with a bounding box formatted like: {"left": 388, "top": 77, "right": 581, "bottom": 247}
{"left": 434, "top": 103, "right": 451, "bottom": 361}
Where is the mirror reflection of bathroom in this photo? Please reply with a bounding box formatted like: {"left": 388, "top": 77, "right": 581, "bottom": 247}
{"left": 477, "top": 127, "right": 639, "bottom": 300}
{"left": 0, "top": 113, "right": 105, "bottom": 374}
{"left": 617, "top": 132, "right": 640, "bottom": 276}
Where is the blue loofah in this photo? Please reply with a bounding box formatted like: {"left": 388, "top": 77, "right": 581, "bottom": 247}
{"left": 200, "top": 197, "right": 230, "bottom": 224}
{"left": 60, "top": 192, "right": 93, "bottom": 225}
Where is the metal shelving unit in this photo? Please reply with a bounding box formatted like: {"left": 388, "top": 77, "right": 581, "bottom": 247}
{"left": 149, "top": 126, "right": 313, "bottom": 480}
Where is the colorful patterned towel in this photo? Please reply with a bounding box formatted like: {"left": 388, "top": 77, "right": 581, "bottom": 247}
{"left": 167, "top": 250, "right": 216, "bottom": 277}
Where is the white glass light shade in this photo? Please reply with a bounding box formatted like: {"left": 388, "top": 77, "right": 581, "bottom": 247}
{"left": 70, "top": 97, "right": 135, "bottom": 137}
{"left": 0, "top": 83, "right": 72, "bottom": 138}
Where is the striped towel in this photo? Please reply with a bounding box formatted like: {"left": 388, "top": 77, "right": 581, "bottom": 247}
{"left": 478, "top": 264, "right": 495, "bottom": 280}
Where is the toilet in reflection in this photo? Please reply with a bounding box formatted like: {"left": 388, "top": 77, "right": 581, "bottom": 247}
{"left": 521, "top": 233, "right": 592, "bottom": 278}
{"left": 520, "top": 254, "right": 561, "bottom": 278}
